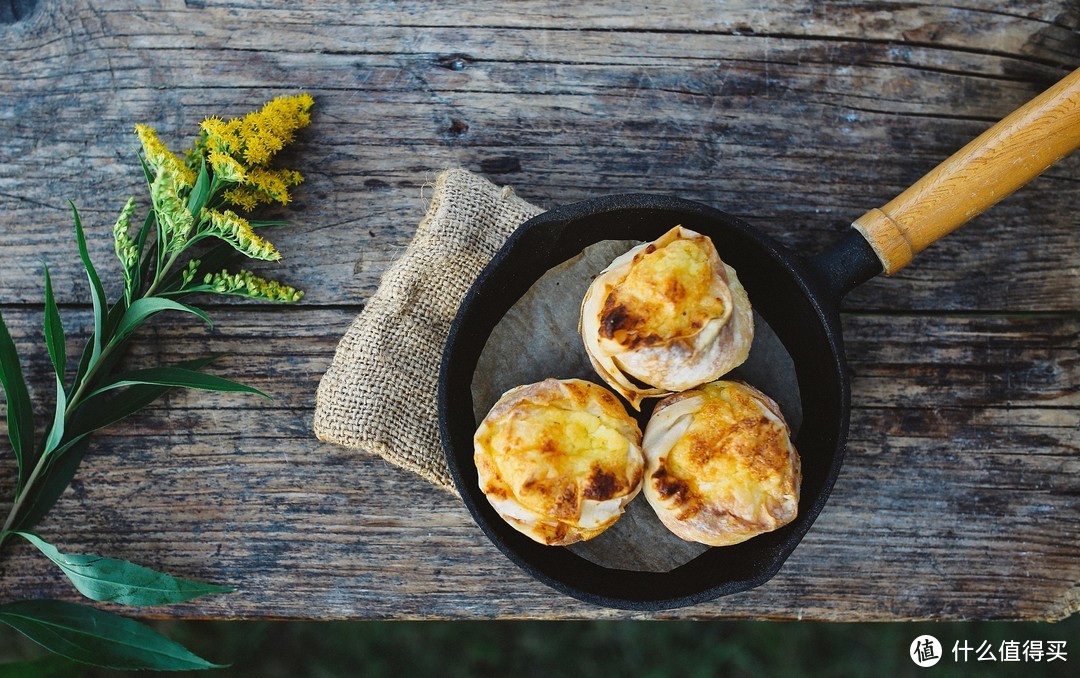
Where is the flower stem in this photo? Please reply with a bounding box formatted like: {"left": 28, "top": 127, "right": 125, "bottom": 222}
{"left": 0, "top": 447, "right": 49, "bottom": 544}
{"left": 1, "top": 316, "right": 132, "bottom": 547}
{"left": 144, "top": 248, "right": 184, "bottom": 298}
{"left": 64, "top": 338, "right": 121, "bottom": 418}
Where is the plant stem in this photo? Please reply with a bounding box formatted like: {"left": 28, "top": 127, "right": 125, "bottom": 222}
{"left": 0, "top": 343, "right": 115, "bottom": 544}
{"left": 0, "top": 448, "right": 48, "bottom": 543}
{"left": 0, "top": 229, "right": 187, "bottom": 543}
{"left": 0, "top": 334, "right": 124, "bottom": 546}
{"left": 64, "top": 339, "right": 121, "bottom": 419}
{"left": 144, "top": 248, "right": 183, "bottom": 298}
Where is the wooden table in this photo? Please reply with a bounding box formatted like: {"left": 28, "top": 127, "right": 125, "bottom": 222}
{"left": 0, "top": 0, "right": 1076, "bottom": 621}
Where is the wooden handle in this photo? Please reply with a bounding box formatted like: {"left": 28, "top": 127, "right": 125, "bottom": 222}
{"left": 852, "top": 67, "right": 1080, "bottom": 274}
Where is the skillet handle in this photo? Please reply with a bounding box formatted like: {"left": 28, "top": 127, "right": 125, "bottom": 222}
{"left": 852, "top": 66, "right": 1080, "bottom": 275}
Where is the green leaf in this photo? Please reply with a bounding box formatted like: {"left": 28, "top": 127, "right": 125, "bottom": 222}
{"left": 70, "top": 299, "right": 128, "bottom": 399}
{"left": 42, "top": 266, "right": 66, "bottom": 384}
{"left": 72, "top": 339, "right": 93, "bottom": 400}
{"left": 114, "top": 297, "right": 212, "bottom": 343}
{"left": 87, "top": 366, "right": 268, "bottom": 400}
{"left": 0, "top": 653, "right": 83, "bottom": 678}
{"left": 0, "top": 599, "right": 225, "bottom": 671}
{"left": 135, "top": 209, "right": 156, "bottom": 289}
{"left": 41, "top": 266, "right": 68, "bottom": 458}
{"left": 9, "top": 438, "right": 91, "bottom": 534}
{"left": 20, "top": 356, "right": 219, "bottom": 534}
{"left": 71, "top": 203, "right": 108, "bottom": 369}
{"left": 138, "top": 150, "right": 155, "bottom": 187}
{"left": 0, "top": 309, "right": 35, "bottom": 489}
{"left": 69, "top": 356, "right": 220, "bottom": 436}
{"left": 14, "top": 532, "right": 234, "bottom": 606}
{"left": 41, "top": 378, "right": 66, "bottom": 459}
{"left": 186, "top": 158, "right": 211, "bottom": 215}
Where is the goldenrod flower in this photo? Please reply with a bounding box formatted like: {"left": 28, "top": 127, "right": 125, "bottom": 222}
{"left": 200, "top": 116, "right": 243, "bottom": 155}
{"left": 201, "top": 94, "right": 312, "bottom": 168}
{"left": 239, "top": 94, "right": 313, "bottom": 166}
{"left": 181, "top": 259, "right": 201, "bottom": 287}
{"left": 203, "top": 268, "right": 303, "bottom": 302}
{"left": 248, "top": 167, "right": 303, "bottom": 205}
{"left": 207, "top": 147, "right": 246, "bottom": 184}
{"left": 112, "top": 197, "right": 138, "bottom": 269}
{"left": 151, "top": 168, "right": 195, "bottom": 252}
{"left": 199, "top": 94, "right": 313, "bottom": 209}
{"left": 112, "top": 197, "right": 139, "bottom": 302}
{"left": 130, "top": 95, "right": 310, "bottom": 297}
{"left": 203, "top": 208, "right": 280, "bottom": 261}
{"left": 220, "top": 187, "right": 260, "bottom": 212}
{"left": 134, "top": 124, "right": 196, "bottom": 188}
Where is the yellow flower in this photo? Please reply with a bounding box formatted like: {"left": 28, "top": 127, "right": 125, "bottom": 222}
{"left": 203, "top": 268, "right": 303, "bottom": 303}
{"left": 208, "top": 147, "right": 246, "bottom": 183}
{"left": 248, "top": 167, "right": 304, "bottom": 205}
{"left": 242, "top": 94, "right": 313, "bottom": 162}
{"left": 239, "top": 127, "right": 279, "bottom": 167}
{"left": 200, "top": 117, "right": 231, "bottom": 149}
{"left": 134, "top": 124, "right": 196, "bottom": 188}
{"left": 203, "top": 208, "right": 280, "bottom": 261}
{"left": 202, "top": 94, "right": 312, "bottom": 168}
{"left": 199, "top": 94, "right": 313, "bottom": 209}
{"left": 151, "top": 168, "right": 195, "bottom": 251}
{"left": 221, "top": 187, "right": 262, "bottom": 212}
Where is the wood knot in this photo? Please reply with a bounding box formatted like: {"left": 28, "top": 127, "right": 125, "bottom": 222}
{"left": 435, "top": 54, "right": 471, "bottom": 71}
{"left": 0, "top": 0, "right": 37, "bottom": 24}
{"left": 448, "top": 118, "right": 470, "bottom": 136}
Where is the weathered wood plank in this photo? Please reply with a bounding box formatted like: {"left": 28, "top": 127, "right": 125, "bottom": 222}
{"left": 114, "top": 1, "right": 1080, "bottom": 53}
{"left": 0, "top": 1, "right": 1076, "bottom": 311}
{"left": 0, "top": 0, "right": 1076, "bottom": 621}
{"left": 0, "top": 307, "right": 1074, "bottom": 620}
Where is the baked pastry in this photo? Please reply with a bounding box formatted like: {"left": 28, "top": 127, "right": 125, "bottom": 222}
{"left": 473, "top": 378, "right": 645, "bottom": 546}
{"left": 580, "top": 226, "right": 753, "bottom": 410}
{"left": 642, "top": 380, "right": 800, "bottom": 546}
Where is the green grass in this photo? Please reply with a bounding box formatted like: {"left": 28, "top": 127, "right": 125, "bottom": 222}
{"left": 2, "top": 617, "right": 1076, "bottom": 677}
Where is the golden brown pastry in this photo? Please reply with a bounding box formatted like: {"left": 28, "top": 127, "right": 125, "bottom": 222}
{"left": 474, "top": 378, "right": 645, "bottom": 546}
{"left": 580, "top": 226, "right": 753, "bottom": 410}
{"left": 641, "top": 380, "right": 800, "bottom": 546}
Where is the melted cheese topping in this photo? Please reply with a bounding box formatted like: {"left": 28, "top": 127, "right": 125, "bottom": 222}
{"left": 486, "top": 405, "right": 632, "bottom": 517}
{"left": 664, "top": 383, "right": 789, "bottom": 523}
{"left": 643, "top": 381, "right": 800, "bottom": 546}
{"left": 600, "top": 238, "right": 728, "bottom": 349}
{"left": 474, "top": 378, "right": 644, "bottom": 545}
{"left": 579, "top": 226, "right": 753, "bottom": 409}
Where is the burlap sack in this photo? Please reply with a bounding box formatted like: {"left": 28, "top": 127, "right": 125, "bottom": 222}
{"left": 313, "top": 168, "right": 544, "bottom": 492}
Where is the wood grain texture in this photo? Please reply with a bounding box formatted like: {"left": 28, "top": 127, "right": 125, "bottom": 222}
{"left": 855, "top": 66, "right": 1080, "bottom": 273}
{"left": 0, "top": 0, "right": 1077, "bottom": 311}
{"left": 0, "top": 0, "right": 1077, "bottom": 620}
{"left": 0, "top": 309, "right": 1075, "bottom": 620}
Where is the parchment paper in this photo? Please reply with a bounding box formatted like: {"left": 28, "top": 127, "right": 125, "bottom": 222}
{"left": 472, "top": 240, "right": 802, "bottom": 572}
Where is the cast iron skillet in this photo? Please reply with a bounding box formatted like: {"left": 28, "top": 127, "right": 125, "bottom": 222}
{"left": 439, "top": 68, "right": 1080, "bottom": 610}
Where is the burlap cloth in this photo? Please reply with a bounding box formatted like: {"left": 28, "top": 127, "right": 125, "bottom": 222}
{"left": 313, "top": 168, "right": 544, "bottom": 492}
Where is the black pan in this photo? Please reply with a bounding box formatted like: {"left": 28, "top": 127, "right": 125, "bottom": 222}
{"left": 438, "top": 68, "right": 1080, "bottom": 610}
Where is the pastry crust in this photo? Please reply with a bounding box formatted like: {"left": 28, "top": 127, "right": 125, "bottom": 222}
{"left": 474, "top": 378, "right": 645, "bottom": 546}
{"left": 642, "top": 381, "right": 800, "bottom": 546}
{"left": 580, "top": 226, "right": 753, "bottom": 410}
